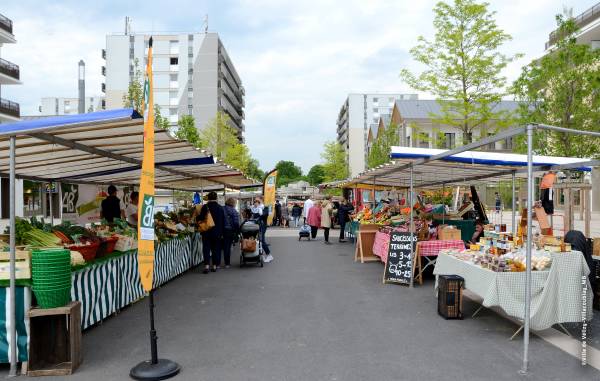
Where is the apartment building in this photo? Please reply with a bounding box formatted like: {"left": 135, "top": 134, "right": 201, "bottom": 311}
{"left": 103, "top": 28, "right": 245, "bottom": 140}
{"left": 371, "top": 99, "right": 520, "bottom": 151}
{"left": 39, "top": 96, "right": 105, "bottom": 115}
{"left": 336, "top": 93, "right": 418, "bottom": 177}
{"left": 545, "top": 2, "right": 600, "bottom": 50}
{"left": 0, "top": 12, "right": 20, "bottom": 123}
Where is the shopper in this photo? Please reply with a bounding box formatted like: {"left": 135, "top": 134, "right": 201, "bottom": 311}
{"left": 307, "top": 201, "right": 322, "bottom": 239}
{"left": 321, "top": 197, "right": 334, "bottom": 244}
{"left": 291, "top": 203, "right": 302, "bottom": 227}
{"left": 197, "top": 191, "right": 225, "bottom": 274}
{"left": 303, "top": 197, "right": 314, "bottom": 224}
{"left": 252, "top": 197, "right": 273, "bottom": 263}
{"left": 337, "top": 198, "right": 354, "bottom": 242}
{"left": 280, "top": 201, "right": 289, "bottom": 227}
{"left": 100, "top": 185, "right": 123, "bottom": 223}
{"left": 223, "top": 197, "right": 240, "bottom": 268}
{"left": 125, "top": 191, "right": 139, "bottom": 227}
{"left": 274, "top": 200, "right": 282, "bottom": 226}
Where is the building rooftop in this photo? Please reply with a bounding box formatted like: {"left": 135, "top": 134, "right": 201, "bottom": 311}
{"left": 394, "top": 99, "right": 520, "bottom": 120}
{"left": 545, "top": 2, "right": 600, "bottom": 49}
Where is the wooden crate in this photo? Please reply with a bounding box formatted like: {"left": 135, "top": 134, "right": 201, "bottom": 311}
{"left": 27, "top": 302, "right": 82, "bottom": 377}
{"left": 594, "top": 238, "right": 600, "bottom": 257}
{"left": 0, "top": 250, "right": 31, "bottom": 280}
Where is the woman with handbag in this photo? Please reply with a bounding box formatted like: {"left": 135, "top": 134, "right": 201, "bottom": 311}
{"left": 196, "top": 191, "right": 225, "bottom": 274}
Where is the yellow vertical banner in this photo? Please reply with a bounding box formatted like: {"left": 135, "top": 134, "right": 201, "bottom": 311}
{"left": 263, "top": 170, "right": 277, "bottom": 225}
{"left": 137, "top": 36, "right": 155, "bottom": 292}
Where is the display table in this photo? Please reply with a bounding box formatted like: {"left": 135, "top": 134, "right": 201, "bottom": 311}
{"left": 354, "top": 224, "right": 380, "bottom": 263}
{"left": 414, "top": 240, "right": 465, "bottom": 285}
{"left": 0, "top": 286, "right": 30, "bottom": 363}
{"left": 72, "top": 233, "right": 202, "bottom": 329}
{"left": 433, "top": 251, "right": 593, "bottom": 330}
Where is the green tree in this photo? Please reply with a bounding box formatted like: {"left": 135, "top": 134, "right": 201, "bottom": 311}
{"left": 367, "top": 123, "right": 400, "bottom": 168}
{"left": 400, "top": 0, "right": 521, "bottom": 145}
{"left": 198, "top": 112, "right": 240, "bottom": 158}
{"left": 306, "top": 164, "right": 325, "bottom": 186}
{"left": 122, "top": 58, "right": 169, "bottom": 130}
{"left": 274, "top": 160, "right": 303, "bottom": 187}
{"left": 321, "top": 141, "right": 349, "bottom": 182}
{"left": 511, "top": 13, "right": 600, "bottom": 158}
{"left": 175, "top": 115, "right": 200, "bottom": 147}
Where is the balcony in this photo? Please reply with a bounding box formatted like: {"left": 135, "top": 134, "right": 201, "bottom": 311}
{"left": 0, "top": 13, "right": 13, "bottom": 35}
{"left": 101, "top": 66, "right": 106, "bottom": 76}
{"left": 102, "top": 49, "right": 106, "bottom": 60}
{"left": 0, "top": 58, "right": 19, "bottom": 83}
{"left": 101, "top": 83, "right": 106, "bottom": 93}
{"left": 0, "top": 98, "right": 20, "bottom": 119}
{"left": 546, "top": 3, "right": 600, "bottom": 49}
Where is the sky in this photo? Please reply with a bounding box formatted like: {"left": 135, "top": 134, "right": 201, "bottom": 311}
{"left": 1, "top": 0, "right": 595, "bottom": 173}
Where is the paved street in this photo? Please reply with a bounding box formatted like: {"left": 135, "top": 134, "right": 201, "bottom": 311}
{"left": 7, "top": 228, "right": 599, "bottom": 380}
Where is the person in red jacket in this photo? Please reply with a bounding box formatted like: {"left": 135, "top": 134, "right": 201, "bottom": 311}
{"left": 307, "top": 201, "right": 322, "bottom": 239}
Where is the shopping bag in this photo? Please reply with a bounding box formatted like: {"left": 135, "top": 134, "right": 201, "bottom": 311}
{"left": 198, "top": 209, "right": 215, "bottom": 233}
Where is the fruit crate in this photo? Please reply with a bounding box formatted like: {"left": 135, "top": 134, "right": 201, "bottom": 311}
{"left": 0, "top": 250, "right": 31, "bottom": 280}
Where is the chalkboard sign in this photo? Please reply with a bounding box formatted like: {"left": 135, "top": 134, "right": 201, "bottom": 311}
{"left": 383, "top": 232, "right": 417, "bottom": 285}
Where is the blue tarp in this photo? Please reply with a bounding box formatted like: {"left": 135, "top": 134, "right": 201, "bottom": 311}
{"left": 0, "top": 108, "right": 142, "bottom": 136}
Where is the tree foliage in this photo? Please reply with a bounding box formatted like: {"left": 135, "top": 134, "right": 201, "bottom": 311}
{"left": 367, "top": 123, "right": 400, "bottom": 168}
{"left": 274, "top": 160, "right": 303, "bottom": 187}
{"left": 198, "top": 112, "right": 240, "bottom": 159}
{"left": 400, "top": 0, "right": 520, "bottom": 143}
{"left": 511, "top": 13, "right": 600, "bottom": 158}
{"left": 306, "top": 164, "right": 325, "bottom": 186}
{"left": 175, "top": 115, "right": 200, "bottom": 147}
{"left": 122, "top": 58, "right": 170, "bottom": 129}
{"left": 321, "top": 141, "right": 349, "bottom": 182}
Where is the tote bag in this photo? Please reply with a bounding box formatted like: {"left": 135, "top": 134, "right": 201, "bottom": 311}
{"left": 198, "top": 209, "right": 215, "bottom": 233}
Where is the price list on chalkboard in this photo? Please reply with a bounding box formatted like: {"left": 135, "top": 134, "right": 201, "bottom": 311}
{"left": 383, "top": 232, "right": 417, "bottom": 285}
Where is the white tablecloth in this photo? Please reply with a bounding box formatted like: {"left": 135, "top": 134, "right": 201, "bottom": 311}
{"left": 434, "top": 251, "right": 593, "bottom": 330}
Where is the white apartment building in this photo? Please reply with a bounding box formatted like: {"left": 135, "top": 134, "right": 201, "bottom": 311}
{"left": 336, "top": 93, "right": 418, "bottom": 177}
{"left": 103, "top": 28, "right": 245, "bottom": 140}
{"left": 0, "top": 12, "right": 20, "bottom": 123}
{"left": 39, "top": 96, "right": 105, "bottom": 115}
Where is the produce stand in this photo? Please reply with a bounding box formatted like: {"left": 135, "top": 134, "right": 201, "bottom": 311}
{"left": 330, "top": 124, "right": 600, "bottom": 372}
{"left": 0, "top": 109, "right": 260, "bottom": 373}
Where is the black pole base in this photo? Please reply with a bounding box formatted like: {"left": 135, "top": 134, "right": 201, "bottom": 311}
{"left": 130, "top": 359, "right": 180, "bottom": 381}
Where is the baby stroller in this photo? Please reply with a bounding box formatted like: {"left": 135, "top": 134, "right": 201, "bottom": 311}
{"left": 299, "top": 224, "right": 311, "bottom": 241}
{"left": 239, "top": 219, "right": 264, "bottom": 268}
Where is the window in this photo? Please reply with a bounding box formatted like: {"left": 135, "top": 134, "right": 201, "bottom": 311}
{"left": 373, "top": 117, "right": 379, "bottom": 123}
{"left": 444, "top": 133, "right": 456, "bottom": 149}
{"left": 169, "top": 108, "right": 177, "bottom": 116}
{"left": 372, "top": 108, "right": 378, "bottom": 113}
{"left": 504, "top": 137, "right": 513, "bottom": 150}
{"left": 388, "top": 97, "right": 394, "bottom": 102}
{"left": 464, "top": 132, "right": 473, "bottom": 144}
{"left": 418, "top": 134, "right": 430, "bottom": 148}
{"left": 170, "top": 57, "right": 178, "bottom": 65}
{"left": 373, "top": 97, "right": 378, "bottom": 102}
{"left": 170, "top": 74, "right": 177, "bottom": 81}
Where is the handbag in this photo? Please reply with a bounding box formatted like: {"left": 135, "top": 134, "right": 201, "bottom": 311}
{"left": 197, "top": 209, "right": 215, "bottom": 233}
{"left": 241, "top": 238, "right": 257, "bottom": 253}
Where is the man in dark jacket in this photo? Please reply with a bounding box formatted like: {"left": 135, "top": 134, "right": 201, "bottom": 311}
{"left": 197, "top": 191, "right": 225, "bottom": 273}
{"left": 291, "top": 203, "right": 302, "bottom": 227}
{"left": 274, "top": 200, "right": 282, "bottom": 226}
{"left": 337, "top": 198, "right": 354, "bottom": 242}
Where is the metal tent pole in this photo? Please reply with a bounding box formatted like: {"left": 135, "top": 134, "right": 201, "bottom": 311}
{"left": 409, "top": 165, "right": 414, "bottom": 289}
{"left": 512, "top": 172, "right": 516, "bottom": 237}
{"left": 172, "top": 189, "right": 176, "bottom": 211}
{"left": 521, "top": 125, "right": 534, "bottom": 375}
{"left": 8, "top": 136, "right": 17, "bottom": 377}
{"left": 49, "top": 184, "right": 54, "bottom": 226}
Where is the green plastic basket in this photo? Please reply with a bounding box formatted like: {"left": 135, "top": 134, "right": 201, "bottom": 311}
{"left": 33, "top": 287, "right": 71, "bottom": 309}
{"left": 32, "top": 277, "right": 71, "bottom": 286}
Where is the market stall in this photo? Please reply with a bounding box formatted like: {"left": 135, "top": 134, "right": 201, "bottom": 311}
{"left": 331, "top": 124, "right": 600, "bottom": 372}
{"left": 0, "top": 109, "right": 260, "bottom": 372}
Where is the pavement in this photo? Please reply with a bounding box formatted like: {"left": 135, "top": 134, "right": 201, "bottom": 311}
{"left": 3, "top": 228, "right": 599, "bottom": 380}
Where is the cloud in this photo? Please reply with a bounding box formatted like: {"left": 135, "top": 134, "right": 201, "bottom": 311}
{"left": 2, "top": 0, "right": 593, "bottom": 174}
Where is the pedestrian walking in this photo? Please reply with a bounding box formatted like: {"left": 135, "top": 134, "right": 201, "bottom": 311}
{"left": 307, "top": 200, "right": 322, "bottom": 239}
{"left": 321, "top": 197, "right": 333, "bottom": 244}
{"left": 337, "top": 198, "right": 354, "bottom": 242}
{"left": 291, "top": 203, "right": 302, "bottom": 227}
{"left": 252, "top": 197, "right": 273, "bottom": 263}
{"left": 196, "top": 191, "right": 225, "bottom": 274}
{"left": 494, "top": 192, "right": 501, "bottom": 213}
{"left": 274, "top": 200, "right": 282, "bottom": 226}
{"left": 223, "top": 197, "right": 240, "bottom": 268}
{"left": 303, "top": 197, "right": 314, "bottom": 224}
{"left": 280, "top": 201, "right": 289, "bottom": 227}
